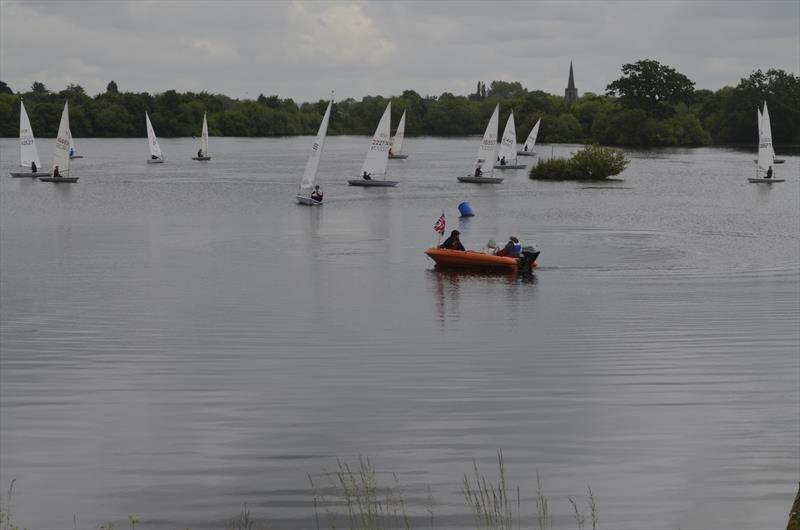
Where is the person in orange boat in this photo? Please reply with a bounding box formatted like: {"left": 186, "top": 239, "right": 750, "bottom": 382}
{"left": 495, "top": 236, "right": 522, "bottom": 257}
{"left": 439, "top": 230, "right": 465, "bottom": 251}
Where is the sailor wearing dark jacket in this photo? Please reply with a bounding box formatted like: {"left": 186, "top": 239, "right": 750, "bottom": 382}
{"left": 439, "top": 230, "right": 465, "bottom": 251}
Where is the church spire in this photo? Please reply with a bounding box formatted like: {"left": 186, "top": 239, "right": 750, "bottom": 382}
{"left": 565, "top": 61, "right": 578, "bottom": 104}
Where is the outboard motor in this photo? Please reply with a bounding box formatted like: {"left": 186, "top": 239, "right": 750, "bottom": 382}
{"left": 518, "top": 246, "right": 540, "bottom": 275}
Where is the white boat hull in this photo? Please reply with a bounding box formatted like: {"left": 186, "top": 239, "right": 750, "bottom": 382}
{"left": 10, "top": 171, "right": 51, "bottom": 178}
{"left": 457, "top": 176, "right": 504, "bottom": 184}
{"left": 296, "top": 195, "right": 323, "bottom": 206}
{"left": 493, "top": 164, "right": 527, "bottom": 170}
{"left": 516, "top": 150, "right": 537, "bottom": 157}
{"left": 348, "top": 179, "right": 398, "bottom": 187}
{"left": 146, "top": 158, "right": 164, "bottom": 164}
{"left": 748, "top": 178, "right": 785, "bottom": 183}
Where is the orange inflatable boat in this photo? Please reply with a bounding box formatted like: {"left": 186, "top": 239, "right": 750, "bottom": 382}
{"left": 425, "top": 247, "right": 539, "bottom": 274}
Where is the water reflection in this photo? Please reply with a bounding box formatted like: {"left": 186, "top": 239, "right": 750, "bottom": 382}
{"left": 426, "top": 268, "right": 537, "bottom": 326}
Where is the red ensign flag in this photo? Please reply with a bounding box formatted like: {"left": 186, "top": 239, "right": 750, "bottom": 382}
{"left": 434, "top": 212, "right": 446, "bottom": 235}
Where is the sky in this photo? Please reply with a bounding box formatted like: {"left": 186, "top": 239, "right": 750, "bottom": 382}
{"left": 1, "top": 0, "right": 798, "bottom": 103}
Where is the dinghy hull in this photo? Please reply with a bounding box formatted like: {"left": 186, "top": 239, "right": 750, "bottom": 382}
{"left": 457, "top": 176, "right": 504, "bottom": 184}
{"left": 748, "top": 178, "right": 785, "bottom": 183}
{"left": 191, "top": 156, "right": 211, "bottom": 161}
{"left": 516, "top": 151, "right": 536, "bottom": 157}
{"left": 296, "top": 195, "right": 323, "bottom": 206}
{"left": 388, "top": 154, "right": 408, "bottom": 159}
{"left": 39, "top": 177, "right": 78, "bottom": 183}
{"left": 10, "top": 171, "right": 51, "bottom": 178}
{"left": 347, "top": 179, "right": 398, "bottom": 187}
{"left": 146, "top": 159, "right": 164, "bottom": 164}
{"left": 493, "top": 164, "right": 527, "bottom": 170}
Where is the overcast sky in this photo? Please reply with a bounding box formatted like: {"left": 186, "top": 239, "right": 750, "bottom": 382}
{"left": 1, "top": 0, "right": 798, "bottom": 103}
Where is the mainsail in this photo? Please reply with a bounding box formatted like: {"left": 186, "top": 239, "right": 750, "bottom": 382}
{"left": 360, "top": 102, "right": 391, "bottom": 176}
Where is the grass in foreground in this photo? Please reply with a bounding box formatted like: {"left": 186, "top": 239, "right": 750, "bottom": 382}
{"left": 3, "top": 453, "right": 599, "bottom": 530}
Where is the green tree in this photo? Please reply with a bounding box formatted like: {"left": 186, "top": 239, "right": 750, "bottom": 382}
{"left": 0, "top": 81, "right": 12, "bottom": 95}
{"left": 606, "top": 59, "right": 695, "bottom": 118}
{"left": 424, "top": 97, "right": 481, "bottom": 135}
{"left": 530, "top": 144, "right": 629, "bottom": 180}
{"left": 488, "top": 81, "right": 526, "bottom": 99}
{"left": 568, "top": 144, "right": 629, "bottom": 179}
{"left": 592, "top": 107, "right": 653, "bottom": 146}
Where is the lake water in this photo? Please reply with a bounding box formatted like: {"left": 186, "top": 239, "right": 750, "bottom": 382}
{"left": 1, "top": 137, "right": 798, "bottom": 530}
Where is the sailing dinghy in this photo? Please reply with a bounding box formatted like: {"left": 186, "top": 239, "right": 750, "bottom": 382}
{"left": 40, "top": 102, "right": 78, "bottom": 183}
{"left": 388, "top": 110, "right": 408, "bottom": 159}
{"left": 517, "top": 118, "right": 540, "bottom": 157}
{"left": 753, "top": 104, "right": 785, "bottom": 165}
{"left": 348, "top": 102, "right": 397, "bottom": 187}
{"left": 10, "top": 100, "right": 51, "bottom": 178}
{"left": 192, "top": 113, "right": 211, "bottom": 160}
{"left": 296, "top": 99, "right": 332, "bottom": 205}
{"left": 749, "top": 102, "right": 784, "bottom": 183}
{"left": 494, "top": 111, "right": 526, "bottom": 169}
{"left": 145, "top": 112, "right": 165, "bottom": 163}
{"left": 458, "top": 104, "right": 503, "bottom": 184}
{"left": 68, "top": 131, "right": 83, "bottom": 159}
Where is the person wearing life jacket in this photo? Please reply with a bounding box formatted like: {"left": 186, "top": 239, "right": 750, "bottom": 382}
{"left": 310, "top": 185, "right": 323, "bottom": 203}
{"left": 439, "top": 230, "right": 465, "bottom": 251}
{"left": 496, "top": 236, "right": 522, "bottom": 257}
{"left": 31, "top": 161, "right": 37, "bottom": 173}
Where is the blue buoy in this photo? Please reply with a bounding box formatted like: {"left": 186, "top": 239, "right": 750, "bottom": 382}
{"left": 458, "top": 201, "right": 475, "bottom": 217}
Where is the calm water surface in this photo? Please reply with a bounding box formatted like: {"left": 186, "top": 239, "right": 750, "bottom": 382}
{"left": 1, "top": 137, "right": 798, "bottom": 529}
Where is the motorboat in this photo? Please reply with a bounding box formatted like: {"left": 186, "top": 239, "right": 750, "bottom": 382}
{"left": 425, "top": 247, "right": 539, "bottom": 274}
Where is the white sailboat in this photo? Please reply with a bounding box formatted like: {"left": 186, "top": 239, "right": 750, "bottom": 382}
{"left": 754, "top": 104, "right": 784, "bottom": 165}
{"left": 192, "top": 113, "right": 211, "bottom": 160}
{"left": 68, "top": 131, "right": 83, "bottom": 159}
{"left": 749, "top": 102, "right": 784, "bottom": 183}
{"left": 10, "top": 100, "right": 50, "bottom": 177}
{"left": 145, "top": 112, "right": 164, "bottom": 163}
{"left": 458, "top": 104, "right": 503, "bottom": 184}
{"left": 517, "top": 118, "right": 540, "bottom": 156}
{"left": 494, "top": 111, "right": 526, "bottom": 169}
{"left": 296, "top": 99, "right": 332, "bottom": 205}
{"left": 388, "top": 110, "right": 408, "bottom": 159}
{"left": 40, "top": 101, "right": 78, "bottom": 183}
{"left": 348, "top": 102, "right": 397, "bottom": 187}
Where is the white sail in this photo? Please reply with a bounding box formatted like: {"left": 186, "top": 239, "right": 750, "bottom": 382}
{"left": 18, "top": 100, "right": 41, "bottom": 168}
{"left": 757, "top": 106, "right": 762, "bottom": 136}
{"left": 390, "top": 110, "right": 406, "bottom": 155}
{"left": 200, "top": 113, "right": 209, "bottom": 156}
{"left": 52, "top": 101, "right": 71, "bottom": 176}
{"left": 521, "top": 118, "right": 541, "bottom": 153}
{"left": 474, "top": 104, "right": 499, "bottom": 175}
{"left": 497, "top": 111, "right": 517, "bottom": 163}
{"left": 145, "top": 112, "right": 163, "bottom": 159}
{"left": 299, "top": 100, "right": 332, "bottom": 193}
{"left": 360, "top": 102, "right": 391, "bottom": 176}
{"left": 756, "top": 101, "right": 774, "bottom": 176}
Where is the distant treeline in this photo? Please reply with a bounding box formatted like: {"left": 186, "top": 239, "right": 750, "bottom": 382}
{"left": 0, "top": 60, "right": 798, "bottom": 146}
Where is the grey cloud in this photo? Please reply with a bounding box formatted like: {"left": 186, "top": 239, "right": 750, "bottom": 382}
{"left": 1, "top": 0, "right": 797, "bottom": 102}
